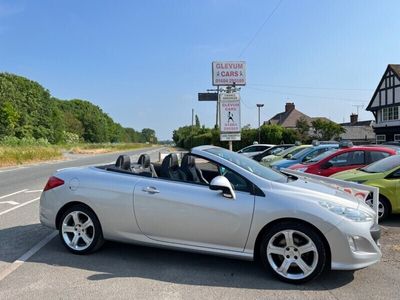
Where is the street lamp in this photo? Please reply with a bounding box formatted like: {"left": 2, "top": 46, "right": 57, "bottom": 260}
{"left": 256, "top": 104, "right": 264, "bottom": 143}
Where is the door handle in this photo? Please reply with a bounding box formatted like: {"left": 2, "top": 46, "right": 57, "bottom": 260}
{"left": 142, "top": 186, "right": 160, "bottom": 194}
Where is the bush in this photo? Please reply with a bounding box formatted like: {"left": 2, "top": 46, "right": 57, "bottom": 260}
{"left": 0, "top": 136, "right": 50, "bottom": 146}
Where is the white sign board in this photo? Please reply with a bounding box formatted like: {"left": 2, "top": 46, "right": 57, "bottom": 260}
{"left": 219, "top": 93, "right": 241, "bottom": 141}
{"left": 212, "top": 61, "right": 246, "bottom": 86}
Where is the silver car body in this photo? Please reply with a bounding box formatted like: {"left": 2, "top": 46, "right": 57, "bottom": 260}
{"left": 40, "top": 145, "right": 381, "bottom": 270}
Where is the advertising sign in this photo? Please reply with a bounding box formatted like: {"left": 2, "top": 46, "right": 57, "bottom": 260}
{"left": 219, "top": 93, "right": 241, "bottom": 141}
{"left": 212, "top": 61, "right": 246, "bottom": 86}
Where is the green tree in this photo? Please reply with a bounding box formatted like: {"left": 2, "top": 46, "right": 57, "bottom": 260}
{"left": 311, "top": 118, "right": 345, "bottom": 140}
{"left": 195, "top": 114, "right": 201, "bottom": 127}
{"left": 141, "top": 128, "right": 157, "bottom": 143}
{"left": 296, "top": 116, "right": 311, "bottom": 142}
{"left": 0, "top": 101, "right": 20, "bottom": 137}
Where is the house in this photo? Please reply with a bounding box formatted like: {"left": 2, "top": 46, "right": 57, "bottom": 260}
{"left": 366, "top": 64, "right": 400, "bottom": 143}
{"left": 339, "top": 114, "right": 375, "bottom": 145}
{"left": 264, "top": 102, "right": 332, "bottom": 128}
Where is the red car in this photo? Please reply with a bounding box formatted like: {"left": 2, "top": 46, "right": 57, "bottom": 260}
{"left": 289, "top": 145, "right": 397, "bottom": 177}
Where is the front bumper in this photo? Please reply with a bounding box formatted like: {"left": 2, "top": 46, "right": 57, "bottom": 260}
{"left": 325, "top": 220, "right": 381, "bottom": 270}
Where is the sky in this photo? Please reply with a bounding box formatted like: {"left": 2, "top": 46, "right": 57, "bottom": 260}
{"left": 1, "top": 0, "right": 400, "bottom": 140}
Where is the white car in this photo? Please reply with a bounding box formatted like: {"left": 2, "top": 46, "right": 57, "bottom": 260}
{"left": 237, "top": 144, "right": 274, "bottom": 157}
{"left": 40, "top": 146, "right": 381, "bottom": 283}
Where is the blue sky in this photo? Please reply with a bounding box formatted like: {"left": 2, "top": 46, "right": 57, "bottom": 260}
{"left": 1, "top": 0, "right": 399, "bottom": 140}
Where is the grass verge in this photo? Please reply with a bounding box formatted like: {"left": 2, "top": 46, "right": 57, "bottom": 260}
{"left": 0, "top": 146, "right": 63, "bottom": 168}
{"left": 66, "top": 143, "right": 152, "bottom": 154}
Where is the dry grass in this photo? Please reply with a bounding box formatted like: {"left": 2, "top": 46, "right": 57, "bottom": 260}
{"left": 68, "top": 143, "right": 151, "bottom": 154}
{"left": 0, "top": 146, "right": 63, "bottom": 167}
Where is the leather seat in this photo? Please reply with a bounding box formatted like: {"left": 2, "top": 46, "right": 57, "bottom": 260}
{"left": 136, "top": 154, "right": 157, "bottom": 177}
{"left": 115, "top": 155, "right": 131, "bottom": 171}
{"left": 180, "top": 154, "right": 208, "bottom": 184}
{"left": 160, "top": 153, "right": 186, "bottom": 181}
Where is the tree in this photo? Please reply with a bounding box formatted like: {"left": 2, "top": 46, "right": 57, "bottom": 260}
{"left": 195, "top": 114, "right": 200, "bottom": 127}
{"left": 296, "top": 116, "right": 310, "bottom": 142}
{"left": 311, "top": 118, "right": 345, "bottom": 140}
{"left": 141, "top": 128, "right": 157, "bottom": 143}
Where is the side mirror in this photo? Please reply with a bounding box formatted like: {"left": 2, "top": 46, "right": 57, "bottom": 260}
{"left": 209, "top": 176, "right": 236, "bottom": 199}
{"left": 286, "top": 154, "right": 293, "bottom": 159}
{"left": 321, "top": 161, "right": 333, "bottom": 169}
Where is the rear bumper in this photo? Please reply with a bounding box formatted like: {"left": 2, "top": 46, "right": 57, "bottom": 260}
{"left": 39, "top": 192, "right": 57, "bottom": 229}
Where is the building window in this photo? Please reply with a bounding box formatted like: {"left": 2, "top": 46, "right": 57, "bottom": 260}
{"left": 376, "top": 135, "right": 386, "bottom": 144}
{"left": 381, "top": 106, "right": 399, "bottom": 121}
{"left": 395, "top": 134, "right": 400, "bottom": 142}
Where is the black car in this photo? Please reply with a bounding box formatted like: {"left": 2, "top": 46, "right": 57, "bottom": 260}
{"left": 251, "top": 144, "right": 295, "bottom": 162}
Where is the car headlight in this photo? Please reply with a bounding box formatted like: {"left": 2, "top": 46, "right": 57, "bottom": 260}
{"left": 319, "top": 201, "right": 373, "bottom": 222}
{"left": 296, "top": 167, "right": 307, "bottom": 172}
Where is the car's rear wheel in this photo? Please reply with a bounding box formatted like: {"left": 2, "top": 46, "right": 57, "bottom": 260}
{"left": 259, "top": 221, "right": 327, "bottom": 284}
{"left": 59, "top": 205, "right": 104, "bottom": 254}
{"left": 366, "top": 196, "right": 390, "bottom": 221}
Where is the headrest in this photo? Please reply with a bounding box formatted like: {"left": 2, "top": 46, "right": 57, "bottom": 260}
{"left": 138, "top": 154, "right": 150, "bottom": 168}
{"left": 115, "top": 155, "right": 131, "bottom": 170}
{"left": 162, "top": 153, "right": 179, "bottom": 170}
{"left": 181, "top": 154, "right": 195, "bottom": 168}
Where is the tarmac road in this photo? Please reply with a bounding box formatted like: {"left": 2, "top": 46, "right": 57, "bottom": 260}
{"left": 0, "top": 147, "right": 399, "bottom": 299}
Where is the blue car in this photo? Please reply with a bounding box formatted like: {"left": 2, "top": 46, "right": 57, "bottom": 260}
{"left": 270, "top": 144, "right": 339, "bottom": 170}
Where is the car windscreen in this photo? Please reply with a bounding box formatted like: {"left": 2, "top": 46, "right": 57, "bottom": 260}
{"left": 205, "top": 147, "right": 287, "bottom": 183}
{"left": 305, "top": 149, "right": 336, "bottom": 163}
{"left": 283, "top": 146, "right": 307, "bottom": 158}
{"left": 360, "top": 155, "right": 400, "bottom": 173}
{"left": 289, "top": 147, "right": 312, "bottom": 160}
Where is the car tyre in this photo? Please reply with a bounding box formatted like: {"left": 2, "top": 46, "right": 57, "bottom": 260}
{"left": 366, "top": 196, "right": 391, "bottom": 221}
{"left": 259, "top": 221, "right": 327, "bottom": 284}
{"left": 59, "top": 204, "right": 104, "bottom": 255}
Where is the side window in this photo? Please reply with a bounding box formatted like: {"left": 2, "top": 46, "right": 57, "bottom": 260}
{"left": 219, "top": 167, "right": 251, "bottom": 193}
{"left": 329, "top": 152, "right": 350, "bottom": 167}
{"left": 392, "top": 169, "right": 400, "bottom": 178}
{"left": 348, "top": 151, "right": 365, "bottom": 165}
{"left": 369, "top": 151, "right": 390, "bottom": 163}
{"left": 242, "top": 147, "right": 253, "bottom": 153}
{"left": 192, "top": 157, "right": 251, "bottom": 193}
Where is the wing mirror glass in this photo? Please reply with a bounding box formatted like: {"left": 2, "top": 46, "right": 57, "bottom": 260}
{"left": 209, "top": 176, "right": 236, "bottom": 199}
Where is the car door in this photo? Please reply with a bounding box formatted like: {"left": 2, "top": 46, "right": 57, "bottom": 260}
{"left": 321, "top": 151, "right": 365, "bottom": 176}
{"left": 133, "top": 171, "right": 255, "bottom": 252}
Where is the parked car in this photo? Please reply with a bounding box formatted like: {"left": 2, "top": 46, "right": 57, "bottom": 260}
{"left": 332, "top": 155, "right": 400, "bottom": 220}
{"left": 270, "top": 143, "right": 339, "bottom": 171}
{"left": 40, "top": 146, "right": 380, "bottom": 283}
{"left": 237, "top": 144, "right": 274, "bottom": 157}
{"left": 251, "top": 144, "right": 295, "bottom": 161}
{"left": 260, "top": 145, "right": 311, "bottom": 166}
{"left": 289, "top": 146, "right": 396, "bottom": 177}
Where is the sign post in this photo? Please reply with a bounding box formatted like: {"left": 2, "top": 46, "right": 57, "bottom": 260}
{"left": 219, "top": 93, "right": 241, "bottom": 150}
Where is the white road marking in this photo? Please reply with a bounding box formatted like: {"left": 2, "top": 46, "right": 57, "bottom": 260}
{"left": 25, "top": 189, "right": 43, "bottom": 193}
{"left": 0, "top": 200, "right": 19, "bottom": 205}
{"left": 0, "top": 231, "right": 58, "bottom": 282}
{"left": 0, "top": 189, "right": 28, "bottom": 200}
{"left": 0, "top": 166, "right": 27, "bottom": 173}
{"left": 0, "top": 197, "right": 40, "bottom": 216}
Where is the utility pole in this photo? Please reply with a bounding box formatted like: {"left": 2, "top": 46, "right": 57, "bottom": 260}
{"left": 257, "top": 104, "right": 264, "bottom": 143}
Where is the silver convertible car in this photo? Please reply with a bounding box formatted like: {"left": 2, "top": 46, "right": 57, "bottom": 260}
{"left": 40, "top": 145, "right": 381, "bottom": 283}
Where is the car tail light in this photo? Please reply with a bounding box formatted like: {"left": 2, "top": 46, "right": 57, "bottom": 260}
{"left": 43, "top": 176, "right": 64, "bottom": 191}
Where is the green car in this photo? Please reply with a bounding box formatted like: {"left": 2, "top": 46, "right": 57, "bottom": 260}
{"left": 261, "top": 145, "right": 311, "bottom": 167}
{"left": 332, "top": 155, "right": 400, "bottom": 220}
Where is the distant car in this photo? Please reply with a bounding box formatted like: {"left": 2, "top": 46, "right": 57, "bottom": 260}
{"left": 40, "top": 146, "right": 380, "bottom": 283}
{"left": 332, "top": 155, "right": 400, "bottom": 220}
{"left": 260, "top": 145, "right": 311, "bottom": 166}
{"left": 289, "top": 146, "right": 396, "bottom": 177}
{"left": 237, "top": 144, "right": 274, "bottom": 157}
{"left": 251, "top": 144, "right": 295, "bottom": 161}
{"left": 270, "top": 144, "right": 339, "bottom": 171}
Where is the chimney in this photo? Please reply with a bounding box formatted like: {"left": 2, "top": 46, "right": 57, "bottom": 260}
{"left": 285, "top": 102, "right": 295, "bottom": 113}
{"left": 350, "top": 113, "right": 358, "bottom": 124}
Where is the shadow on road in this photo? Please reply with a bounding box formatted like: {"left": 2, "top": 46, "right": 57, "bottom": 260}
{"left": 0, "top": 224, "right": 357, "bottom": 291}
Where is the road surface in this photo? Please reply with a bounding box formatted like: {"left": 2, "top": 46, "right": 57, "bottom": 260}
{"left": 0, "top": 147, "right": 399, "bottom": 299}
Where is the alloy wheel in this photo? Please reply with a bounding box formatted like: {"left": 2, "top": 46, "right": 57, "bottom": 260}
{"left": 266, "top": 229, "right": 319, "bottom": 280}
{"left": 61, "top": 211, "right": 95, "bottom": 251}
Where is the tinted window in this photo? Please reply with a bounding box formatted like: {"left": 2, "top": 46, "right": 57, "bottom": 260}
{"left": 329, "top": 150, "right": 365, "bottom": 166}
{"left": 361, "top": 155, "right": 400, "bottom": 173}
{"left": 369, "top": 151, "right": 390, "bottom": 163}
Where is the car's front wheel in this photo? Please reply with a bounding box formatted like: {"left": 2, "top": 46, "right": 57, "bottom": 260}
{"left": 365, "top": 196, "right": 390, "bottom": 221}
{"left": 259, "top": 221, "right": 327, "bottom": 283}
{"left": 59, "top": 205, "right": 104, "bottom": 254}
